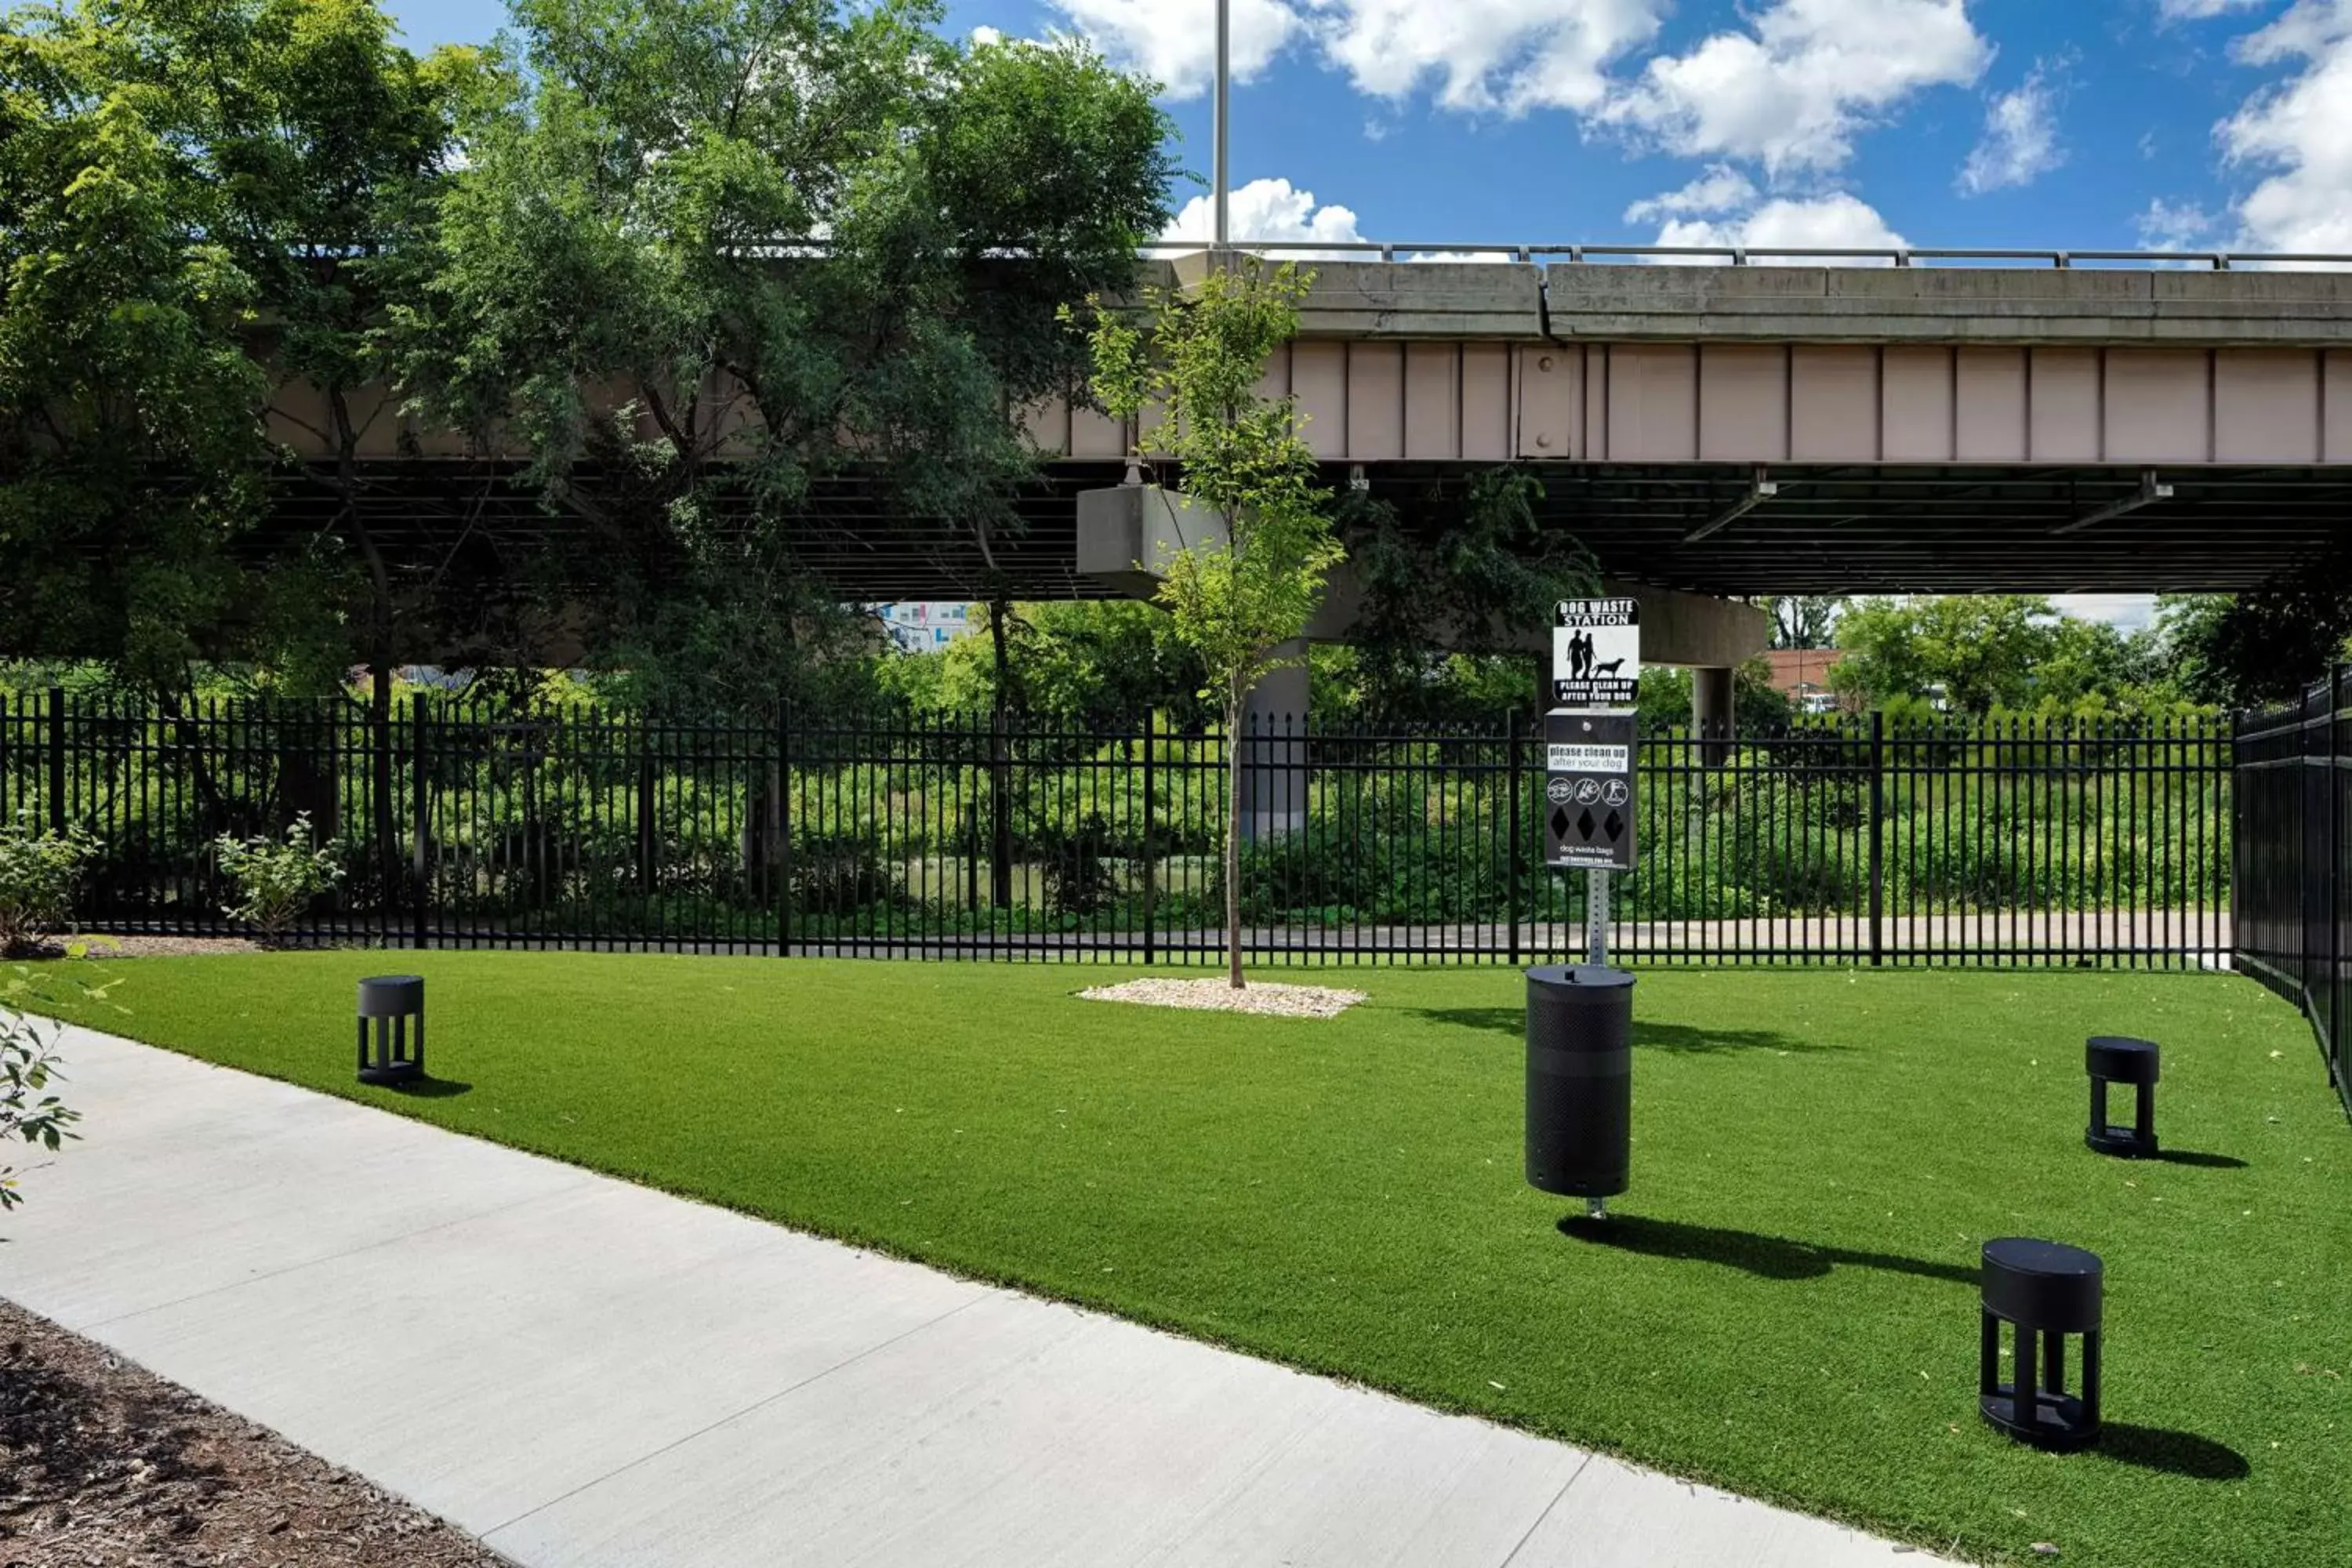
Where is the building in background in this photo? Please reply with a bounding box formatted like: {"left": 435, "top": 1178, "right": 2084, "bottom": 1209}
{"left": 1762, "top": 648, "right": 1848, "bottom": 714}
{"left": 873, "top": 602, "right": 980, "bottom": 652}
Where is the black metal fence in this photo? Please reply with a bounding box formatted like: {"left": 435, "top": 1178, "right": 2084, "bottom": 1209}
{"left": 0, "top": 690, "right": 2233, "bottom": 967}
{"left": 2234, "top": 677, "right": 2352, "bottom": 1113}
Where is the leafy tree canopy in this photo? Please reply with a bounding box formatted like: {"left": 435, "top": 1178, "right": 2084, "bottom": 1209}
{"left": 2156, "top": 589, "right": 2352, "bottom": 713}
{"left": 1830, "top": 595, "right": 2187, "bottom": 720}
{"left": 1760, "top": 595, "right": 1844, "bottom": 651}
{"left": 5, "top": 0, "right": 1175, "bottom": 717}
{"left": 394, "top": 0, "right": 1174, "bottom": 717}
{"left": 1341, "top": 467, "right": 1598, "bottom": 715}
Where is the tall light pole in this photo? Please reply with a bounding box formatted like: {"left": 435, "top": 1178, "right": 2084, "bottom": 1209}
{"left": 1212, "top": 0, "right": 1229, "bottom": 248}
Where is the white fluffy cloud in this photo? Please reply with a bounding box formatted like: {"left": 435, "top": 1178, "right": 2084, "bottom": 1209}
{"left": 1163, "top": 177, "right": 1367, "bottom": 250}
{"left": 1305, "top": 0, "right": 1664, "bottom": 114}
{"left": 2219, "top": 0, "right": 2352, "bottom": 253}
{"left": 1959, "top": 68, "right": 2064, "bottom": 194}
{"left": 1044, "top": 0, "right": 1302, "bottom": 98}
{"left": 1650, "top": 192, "right": 1910, "bottom": 258}
{"left": 2136, "top": 197, "right": 2218, "bottom": 249}
{"left": 1622, "top": 166, "right": 1759, "bottom": 223}
{"left": 1053, "top": 0, "right": 1667, "bottom": 114}
{"left": 1595, "top": 0, "right": 1991, "bottom": 174}
{"left": 2158, "top": 0, "right": 2268, "bottom": 19}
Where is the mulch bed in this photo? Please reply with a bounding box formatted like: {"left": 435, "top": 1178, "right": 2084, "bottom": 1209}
{"left": 13, "top": 935, "right": 263, "bottom": 961}
{"left": 0, "top": 1298, "right": 506, "bottom": 1568}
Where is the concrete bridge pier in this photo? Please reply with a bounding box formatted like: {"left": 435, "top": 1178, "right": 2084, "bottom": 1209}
{"left": 1693, "top": 665, "right": 1736, "bottom": 767}
{"left": 1241, "top": 644, "right": 1311, "bottom": 840}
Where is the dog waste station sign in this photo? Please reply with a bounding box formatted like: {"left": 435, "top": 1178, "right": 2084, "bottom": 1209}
{"left": 1551, "top": 597, "right": 1640, "bottom": 709}
{"left": 1544, "top": 712, "right": 1637, "bottom": 873}
{"left": 1544, "top": 598, "right": 1639, "bottom": 875}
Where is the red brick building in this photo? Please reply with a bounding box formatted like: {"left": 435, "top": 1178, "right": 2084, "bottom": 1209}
{"left": 1762, "top": 648, "right": 1849, "bottom": 713}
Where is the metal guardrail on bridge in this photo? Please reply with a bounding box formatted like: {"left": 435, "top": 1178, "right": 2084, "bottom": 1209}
{"left": 1139, "top": 241, "right": 2352, "bottom": 270}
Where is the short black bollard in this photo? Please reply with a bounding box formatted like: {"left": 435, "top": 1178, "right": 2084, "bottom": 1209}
{"left": 1526, "top": 964, "right": 1634, "bottom": 1217}
{"left": 2085, "top": 1036, "right": 2160, "bottom": 1158}
{"left": 1980, "top": 1237, "right": 2103, "bottom": 1451}
{"left": 358, "top": 975, "right": 425, "bottom": 1086}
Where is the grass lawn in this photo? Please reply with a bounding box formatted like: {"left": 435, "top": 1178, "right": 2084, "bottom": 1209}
{"left": 17, "top": 953, "right": 2348, "bottom": 1568}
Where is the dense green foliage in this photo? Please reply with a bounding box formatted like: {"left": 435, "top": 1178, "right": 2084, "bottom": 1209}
{"left": 398, "top": 0, "right": 1173, "bottom": 715}
{"left": 1341, "top": 468, "right": 1598, "bottom": 713}
{"left": 0, "top": 811, "right": 92, "bottom": 954}
{"left": 2157, "top": 590, "right": 2352, "bottom": 712}
{"left": 2, "top": 0, "right": 1174, "bottom": 712}
{"left": 1831, "top": 596, "right": 2194, "bottom": 720}
{"left": 212, "top": 811, "right": 343, "bottom": 941}
{"left": 873, "top": 601, "right": 1211, "bottom": 729}
{"left": 27, "top": 953, "right": 2345, "bottom": 1568}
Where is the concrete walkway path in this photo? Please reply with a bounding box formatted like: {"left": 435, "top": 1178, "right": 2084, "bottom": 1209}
{"left": 2, "top": 1028, "right": 1947, "bottom": 1568}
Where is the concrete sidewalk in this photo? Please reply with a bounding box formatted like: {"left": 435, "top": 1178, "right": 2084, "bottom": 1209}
{"left": 2, "top": 1029, "right": 1947, "bottom": 1567}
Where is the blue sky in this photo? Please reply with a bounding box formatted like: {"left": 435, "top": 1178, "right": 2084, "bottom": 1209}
{"left": 379, "top": 0, "right": 2352, "bottom": 260}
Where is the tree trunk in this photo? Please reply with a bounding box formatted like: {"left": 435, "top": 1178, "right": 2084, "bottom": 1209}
{"left": 1225, "top": 681, "right": 1245, "bottom": 990}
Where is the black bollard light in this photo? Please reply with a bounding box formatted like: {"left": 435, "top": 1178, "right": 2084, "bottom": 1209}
{"left": 357, "top": 975, "right": 426, "bottom": 1085}
{"left": 1980, "top": 1237, "right": 2104, "bottom": 1451}
{"left": 2085, "top": 1036, "right": 2159, "bottom": 1157}
{"left": 1526, "top": 964, "right": 1634, "bottom": 1217}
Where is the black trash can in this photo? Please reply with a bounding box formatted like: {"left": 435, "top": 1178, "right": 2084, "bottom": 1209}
{"left": 1526, "top": 964, "right": 1635, "bottom": 1200}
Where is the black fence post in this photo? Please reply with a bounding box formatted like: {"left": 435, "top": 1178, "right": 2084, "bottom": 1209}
{"left": 46, "top": 686, "right": 66, "bottom": 835}
{"left": 2332, "top": 668, "right": 2346, "bottom": 1097}
{"left": 1508, "top": 708, "right": 1523, "bottom": 967}
{"left": 778, "top": 703, "right": 794, "bottom": 957}
{"left": 1142, "top": 709, "right": 1157, "bottom": 966}
{"left": 990, "top": 709, "right": 1013, "bottom": 910}
{"left": 636, "top": 726, "right": 656, "bottom": 902}
{"left": 409, "top": 691, "right": 429, "bottom": 949}
{"left": 1869, "top": 709, "right": 1886, "bottom": 968}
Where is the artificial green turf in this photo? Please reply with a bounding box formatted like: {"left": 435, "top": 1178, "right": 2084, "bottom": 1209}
{"left": 16, "top": 953, "right": 2349, "bottom": 1567}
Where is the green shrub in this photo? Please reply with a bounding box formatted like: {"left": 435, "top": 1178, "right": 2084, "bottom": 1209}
{"left": 213, "top": 813, "right": 344, "bottom": 944}
{"left": 1, "top": 988, "right": 80, "bottom": 1213}
{"left": 0, "top": 811, "right": 96, "bottom": 956}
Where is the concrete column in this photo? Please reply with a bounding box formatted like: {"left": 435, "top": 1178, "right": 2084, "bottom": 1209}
{"left": 1694, "top": 666, "right": 1735, "bottom": 767}
{"left": 1241, "top": 642, "right": 1309, "bottom": 840}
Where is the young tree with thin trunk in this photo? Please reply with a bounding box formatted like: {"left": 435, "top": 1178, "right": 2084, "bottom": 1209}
{"left": 1069, "top": 260, "right": 1343, "bottom": 989}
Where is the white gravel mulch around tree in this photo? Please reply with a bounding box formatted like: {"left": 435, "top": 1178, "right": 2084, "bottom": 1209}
{"left": 1076, "top": 976, "right": 1367, "bottom": 1019}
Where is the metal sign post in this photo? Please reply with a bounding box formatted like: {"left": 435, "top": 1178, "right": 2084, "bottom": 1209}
{"left": 1587, "top": 869, "right": 1609, "bottom": 967}
{"left": 1531, "top": 600, "right": 1643, "bottom": 1220}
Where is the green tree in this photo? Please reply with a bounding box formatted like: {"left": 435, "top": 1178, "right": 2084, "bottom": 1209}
{"left": 2, "top": 0, "right": 270, "bottom": 683}
{"left": 2, "top": 0, "right": 474, "bottom": 695}
{"left": 875, "top": 600, "right": 1209, "bottom": 727}
{"left": 1760, "top": 595, "right": 1845, "bottom": 650}
{"left": 1341, "top": 468, "right": 1598, "bottom": 714}
{"left": 393, "top": 2, "right": 1174, "bottom": 719}
{"left": 1071, "top": 260, "right": 1345, "bottom": 989}
{"left": 2158, "top": 590, "right": 2352, "bottom": 711}
{"left": 1831, "top": 596, "right": 2057, "bottom": 716}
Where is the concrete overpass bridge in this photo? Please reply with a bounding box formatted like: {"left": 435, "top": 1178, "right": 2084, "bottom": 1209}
{"left": 259, "top": 245, "right": 2352, "bottom": 692}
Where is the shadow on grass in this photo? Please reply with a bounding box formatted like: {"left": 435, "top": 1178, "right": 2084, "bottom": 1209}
{"left": 1557, "top": 1214, "right": 1977, "bottom": 1286}
{"left": 2096, "top": 1423, "right": 2251, "bottom": 1481}
{"left": 384, "top": 1076, "right": 473, "bottom": 1099}
{"left": 1410, "top": 1008, "right": 1828, "bottom": 1054}
{"left": 2154, "top": 1149, "right": 2249, "bottom": 1171}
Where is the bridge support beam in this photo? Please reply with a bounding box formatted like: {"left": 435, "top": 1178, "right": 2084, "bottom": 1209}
{"left": 1693, "top": 666, "right": 1735, "bottom": 768}
{"left": 1242, "top": 644, "right": 1310, "bottom": 840}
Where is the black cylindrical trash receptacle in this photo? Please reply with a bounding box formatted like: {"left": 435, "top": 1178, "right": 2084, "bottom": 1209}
{"left": 1526, "top": 964, "right": 1635, "bottom": 1198}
